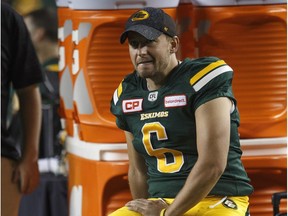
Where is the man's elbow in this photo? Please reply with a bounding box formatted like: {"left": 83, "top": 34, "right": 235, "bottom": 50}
{"left": 206, "top": 159, "right": 227, "bottom": 180}
{"left": 128, "top": 165, "right": 146, "bottom": 179}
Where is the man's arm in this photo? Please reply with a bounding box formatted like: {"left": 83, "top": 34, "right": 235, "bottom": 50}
{"left": 164, "top": 97, "right": 231, "bottom": 216}
{"left": 13, "top": 84, "right": 42, "bottom": 194}
{"left": 124, "top": 131, "right": 149, "bottom": 199}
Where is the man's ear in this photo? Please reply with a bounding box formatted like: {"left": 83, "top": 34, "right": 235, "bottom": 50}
{"left": 170, "top": 36, "right": 180, "bottom": 54}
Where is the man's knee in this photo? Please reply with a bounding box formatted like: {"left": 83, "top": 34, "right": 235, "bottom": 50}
{"left": 109, "top": 206, "right": 142, "bottom": 216}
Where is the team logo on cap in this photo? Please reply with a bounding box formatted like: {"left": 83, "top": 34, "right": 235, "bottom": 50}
{"left": 132, "top": 10, "right": 149, "bottom": 21}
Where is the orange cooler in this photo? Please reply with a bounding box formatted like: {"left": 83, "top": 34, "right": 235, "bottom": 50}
{"left": 192, "top": 0, "right": 287, "bottom": 138}
{"left": 67, "top": 136, "right": 130, "bottom": 216}
{"left": 70, "top": 9, "right": 134, "bottom": 143}
{"left": 176, "top": 2, "right": 196, "bottom": 59}
{"left": 57, "top": 0, "right": 75, "bottom": 136}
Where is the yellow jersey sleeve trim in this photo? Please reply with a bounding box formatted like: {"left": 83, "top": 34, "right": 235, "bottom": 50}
{"left": 113, "top": 80, "right": 123, "bottom": 105}
{"left": 189, "top": 60, "right": 226, "bottom": 86}
{"left": 117, "top": 81, "right": 123, "bottom": 98}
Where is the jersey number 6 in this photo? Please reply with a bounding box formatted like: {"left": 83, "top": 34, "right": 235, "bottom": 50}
{"left": 142, "top": 122, "right": 184, "bottom": 173}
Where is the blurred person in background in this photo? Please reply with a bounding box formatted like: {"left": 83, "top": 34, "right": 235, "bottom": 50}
{"left": 17, "top": 7, "right": 68, "bottom": 216}
{"left": 1, "top": 2, "right": 43, "bottom": 216}
{"left": 3, "top": 0, "right": 56, "bottom": 17}
{"left": 24, "top": 7, "right": 63, "bottom": 159}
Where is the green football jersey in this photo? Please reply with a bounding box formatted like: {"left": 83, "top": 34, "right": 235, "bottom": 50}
{"left": 110, "top": 57, "right": 253, "bottom": 198}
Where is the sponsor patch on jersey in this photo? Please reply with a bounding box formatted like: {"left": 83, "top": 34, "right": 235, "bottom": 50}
{"left": 164, "top": 95, "right": 187, "bottom": 108}
{"left": 122, "top": 99, "right": 143, "bottom": 113}
{"left": 222, "top": 198, "right": 238, "bottom": 210}
{"left": 148, "top": 91, "right": 158, "bottom": 102}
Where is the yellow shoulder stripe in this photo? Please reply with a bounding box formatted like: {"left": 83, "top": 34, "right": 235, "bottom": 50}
{"left": 113, "top": 80, "right": 123, "bottom": 105}
{"left": 117, "top": 80, "right": 123, "bottom": 98}
{"left": 189, "top": 60, "right": 226, "bottom": 85}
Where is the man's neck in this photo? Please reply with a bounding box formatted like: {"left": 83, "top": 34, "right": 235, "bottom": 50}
{"left": 146, "top": 57, "right": 179, "bottom": 91}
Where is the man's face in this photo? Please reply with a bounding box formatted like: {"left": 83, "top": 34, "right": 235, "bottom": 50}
{"left": 127, "top": 32, "right": 172, "bottom": 80}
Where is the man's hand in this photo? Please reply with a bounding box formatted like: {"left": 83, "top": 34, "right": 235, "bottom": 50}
{"left": 12, "top": 159, "right": 39, "bottom": 194}
{"left": 15, "top": 84, "right": 41, "bottom": 194}
{"left": 126, "top": 198, "right": 168, "bottom": 216}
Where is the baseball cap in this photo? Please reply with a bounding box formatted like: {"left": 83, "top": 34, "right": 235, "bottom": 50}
{"left": 120, "top": 7, "right": 177, "bottom": 44}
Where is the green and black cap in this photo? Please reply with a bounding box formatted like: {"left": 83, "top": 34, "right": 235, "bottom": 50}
{"left": 120, "top": 7, "right": 177, "bottom": 44}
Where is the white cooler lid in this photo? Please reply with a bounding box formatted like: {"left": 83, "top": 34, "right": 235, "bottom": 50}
{"left": 56, "top": 0, "right": 69, "bottom": 7}
{"left": 68, "top": 0, "right": 180, "bottom": 10}
{"left": 181, "top": 0, "right": 286, "bottom": 6}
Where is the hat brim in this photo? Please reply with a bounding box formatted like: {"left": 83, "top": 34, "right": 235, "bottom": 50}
{"left": 120, "top": 25, "right": 162, "bottom": 44}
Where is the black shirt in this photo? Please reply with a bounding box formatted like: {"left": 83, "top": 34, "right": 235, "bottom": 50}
{"left": 1, "top": 2, "right": 43, "bottom": 160}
